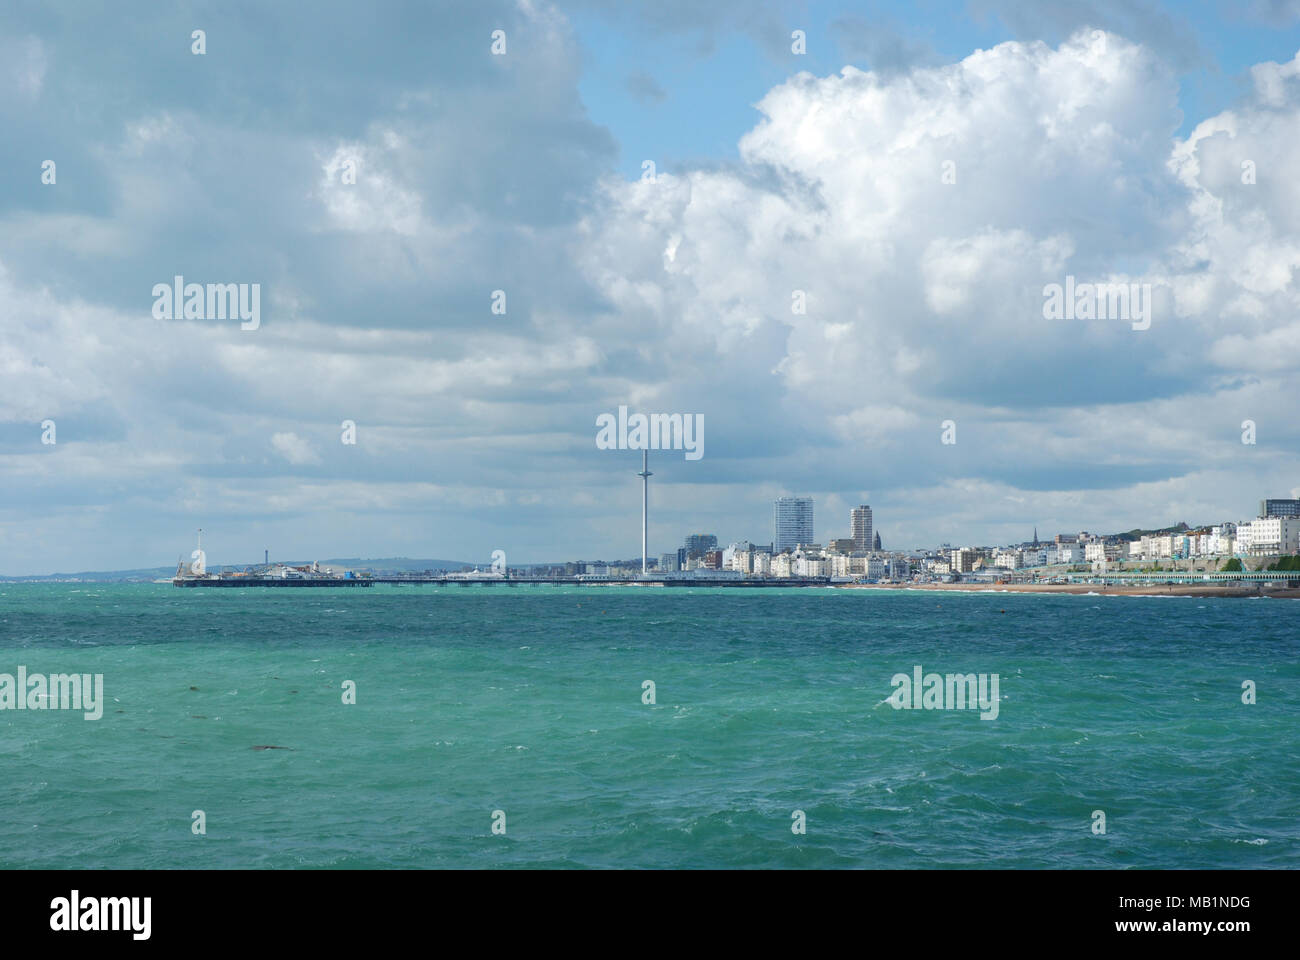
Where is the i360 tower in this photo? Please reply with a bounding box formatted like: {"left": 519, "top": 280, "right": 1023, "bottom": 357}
{"left": 637, "top": 450, "right": 652, "bottom": 574}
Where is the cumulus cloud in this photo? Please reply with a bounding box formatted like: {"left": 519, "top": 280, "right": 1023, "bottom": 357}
{"left": 571, "top": 28, "right": 1300, "bottom": 541}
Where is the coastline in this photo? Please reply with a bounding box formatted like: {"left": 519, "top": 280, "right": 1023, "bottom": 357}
{"left": 838, "top": 581, "right": 1300, "bottom": 598}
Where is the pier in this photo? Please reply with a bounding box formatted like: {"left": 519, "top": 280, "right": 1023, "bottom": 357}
{"left": 172, "top": 574, "right": 834, "bottom": 588}
{"left": 367, "top": 576, "right": 833, "bottom": 587}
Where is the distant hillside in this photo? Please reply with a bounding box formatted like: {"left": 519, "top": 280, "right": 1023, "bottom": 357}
{"left": 0, "top": 566, "right": 176, "bottom": 582}
{"left": 1112, "top": 522, "right": 1193, "bottom": 542}
{"left": 319, "top": 557, "right": 473, "bottom": 573}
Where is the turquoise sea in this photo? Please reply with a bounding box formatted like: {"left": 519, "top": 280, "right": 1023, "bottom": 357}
{"left": 0, "top": 583, "right": 1296, "bottom": 869}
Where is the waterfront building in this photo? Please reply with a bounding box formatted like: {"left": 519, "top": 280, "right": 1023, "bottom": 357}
{"left": 1238, "top": 517, "right": 1300, "bottom": 556}
{"left": 724, "top": 542, "right": 755, "bottom": 574}
{"left": 994, "top": 549, "right": 1021, "bottom": 569}
{"left": 684, "top": 533, "right": 718, "bottom": 559}
{"left": 776, "top": 497, "right": 815, "bottom": 553}
{"left": 950, "top": 548, "right": 978, "bottom": 573}
{"left": 1053, "top": 543, "right": 1084, "bottom": 564}
{"left": 795, "top": 556, "right": 827, "bottom": 577}
{"left": 721, "top": 541, "right": 745, "bottom": 568}
{"left": 1209, "top": 524, "right": 1236, "bottom": 555}
{"left": 1130, "top": 535, "right": 1174, "bottom": 561}
{"left": 1085, "top": 542, "right": 1123, "bottom": 562}
{"left": 851, "top": 505, "right": 873, "bottom": 552}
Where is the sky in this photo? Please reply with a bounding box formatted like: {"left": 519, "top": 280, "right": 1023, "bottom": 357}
{"left": 2, "top": 0, "right": 1300, "bottom": 574}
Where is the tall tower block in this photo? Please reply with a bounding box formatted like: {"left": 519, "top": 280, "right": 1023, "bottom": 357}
{"left": 637, "top": 450, "right": 652, "bottom": 574}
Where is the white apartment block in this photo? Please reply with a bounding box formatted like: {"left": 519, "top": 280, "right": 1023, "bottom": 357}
{"left": 1209, "top": 524, "right": 1236, "bottom": 554}
{"left": 1050, "top": 544, "right": 1084, "bottom": 564}
{"left": 1135, "top": 535, "right": 1174, "bottom": 560}
{"left": 795, "top": 557, "right": 827, "bottom": 577}
{"left": 993, "top": 550, "right": 1021, "bottom": 569}
{"left": 1084, "top": 542, "right": 1122, "bottom": 562}
{"left": 1237, "top": 517, "right": 1300, "bottom": 556}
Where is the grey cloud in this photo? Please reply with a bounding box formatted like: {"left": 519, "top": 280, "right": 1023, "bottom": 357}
{"left": 830, "top": 16, "right": 939, "bottom": 74}
{"left": 625, "top": 71, "right": 667, "bottom": 104}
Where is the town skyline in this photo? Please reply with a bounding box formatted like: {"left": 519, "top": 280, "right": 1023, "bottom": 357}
{"left": 7, "top": 488, "right": 1298, "bottom": 580}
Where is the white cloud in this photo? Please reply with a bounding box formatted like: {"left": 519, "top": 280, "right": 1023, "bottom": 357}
{"left": 271, "top": 432, "right": 322, "bottom": 466}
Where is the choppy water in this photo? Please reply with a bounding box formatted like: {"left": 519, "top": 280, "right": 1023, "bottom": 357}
{"left": 0, "top": 583, "right": 1296, "bottom": 868}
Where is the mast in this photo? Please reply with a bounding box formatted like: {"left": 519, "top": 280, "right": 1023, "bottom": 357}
{"left": 637, "top": 450, "right": 652, "bottom": 575}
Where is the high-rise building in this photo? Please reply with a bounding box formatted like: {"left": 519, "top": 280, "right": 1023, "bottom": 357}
{"left": 775, "top": 497, "right": 814, "bottom": 553}
{"left": 1261, "top": 499, "right": 1300, "bottom": 519}
{"left": 684, "top": 533, "right": 718, "bottom": 559}
{"left": 851, "top": 505, "right": 873, "bottom": 552}
{"left": 951, "top": 548, "right": 978, "bottom": 573}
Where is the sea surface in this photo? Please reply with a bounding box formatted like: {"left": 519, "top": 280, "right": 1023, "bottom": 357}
{"left": 0, "top": 583, "right": 1296, "bottom": 869}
